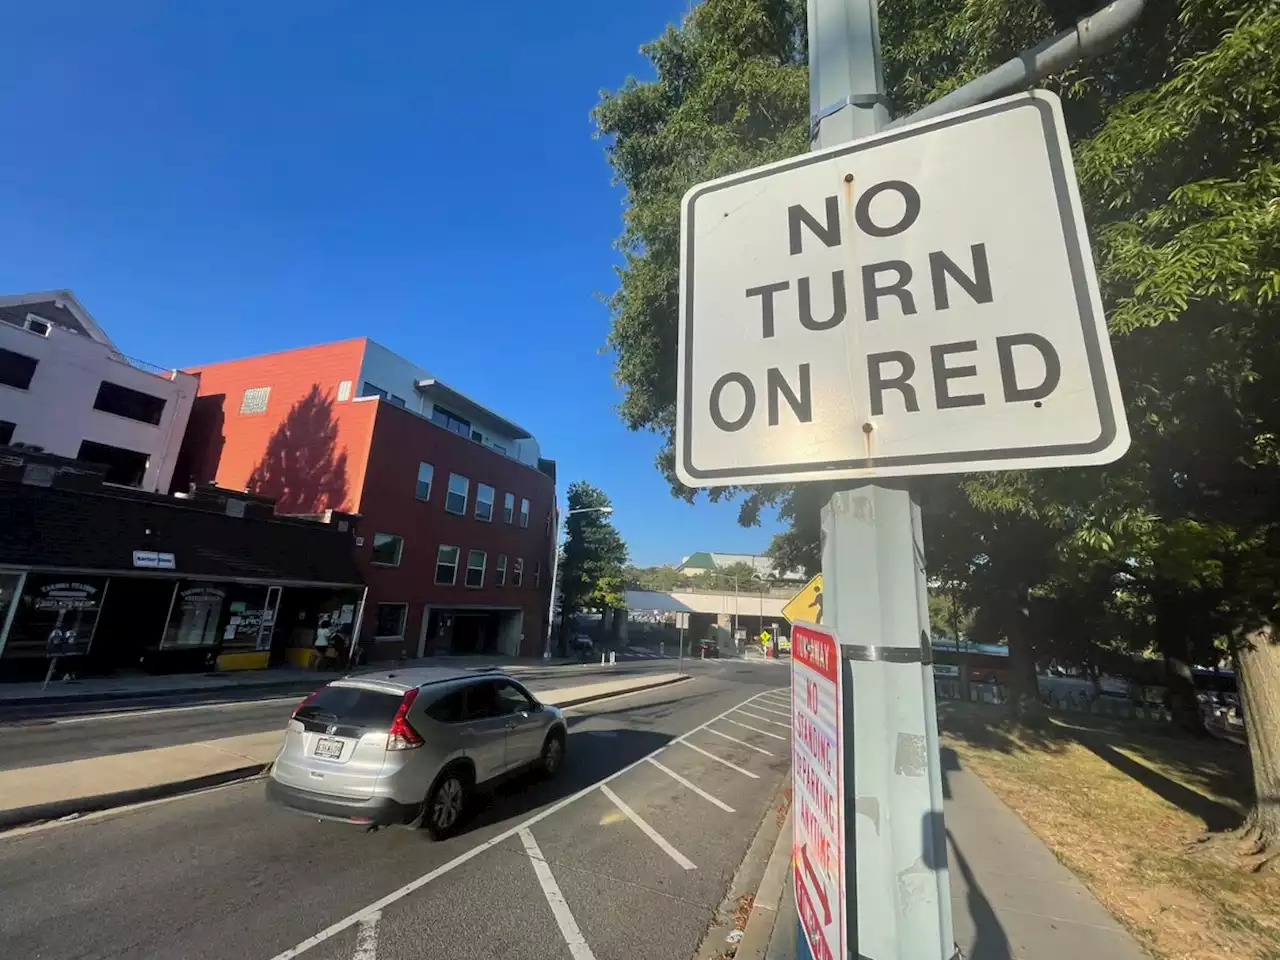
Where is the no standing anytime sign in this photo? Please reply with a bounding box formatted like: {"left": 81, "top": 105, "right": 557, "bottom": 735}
{"left": 676, "top": 91, "right": 1130, "bottom": 487}
{"left": 792, "top": 622, "right": 846, "bottom": 960}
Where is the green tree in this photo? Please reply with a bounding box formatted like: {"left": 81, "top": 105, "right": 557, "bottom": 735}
{"left": 557, "top": 482, "right": 629, "bottom": 653}
{"left": 625, "top": 564, "right": 694, "bottom": 592}
{"left": 597, "top": 0, "right": 1280, "bottom": 855}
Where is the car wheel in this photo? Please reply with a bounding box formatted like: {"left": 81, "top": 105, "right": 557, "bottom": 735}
{"left": 422, "top": 767, "right": 469, "bottom": 840}
{"left": 540, "top": 730, "right": 566, "bottom": 778}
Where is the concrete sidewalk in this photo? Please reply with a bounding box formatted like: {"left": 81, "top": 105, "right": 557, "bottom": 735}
{"left": 759, "top": 751, "right": 1147, "bottom": 960}
{"left": 0, "top": 654, "right": 582, "bottom": 707}
{"left": 0, "top": 671, "right": 686, "bottom": 830}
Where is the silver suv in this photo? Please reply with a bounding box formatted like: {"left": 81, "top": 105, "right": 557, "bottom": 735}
{"left": 266, "top": 668, "right": 567, "bottom": 837}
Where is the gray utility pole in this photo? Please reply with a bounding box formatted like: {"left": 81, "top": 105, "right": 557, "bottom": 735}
{"left": 808, "top": 1, "right": 954, "bottom": 959}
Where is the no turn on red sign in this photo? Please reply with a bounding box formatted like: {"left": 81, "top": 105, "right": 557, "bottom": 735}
{"left": 676, "top": 91, "right": 1130, "bottom": 487}
{"left": 792, "top": 622, "right": 847, "bottom": 960}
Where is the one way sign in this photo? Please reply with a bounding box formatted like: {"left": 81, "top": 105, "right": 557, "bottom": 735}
{"left": 675, "top": 91, "right": 1129, "bottom": 487}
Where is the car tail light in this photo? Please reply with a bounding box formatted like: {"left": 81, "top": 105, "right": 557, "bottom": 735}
{"left": 291, "top": 689, "right": 322, "bottom": 720}
{"left": 387, "top": 688, "right": 423, "bottom": 751}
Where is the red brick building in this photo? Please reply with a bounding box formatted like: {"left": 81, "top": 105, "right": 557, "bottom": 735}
{"left": 173, "top": 338, "right": 556, "bottom": 661}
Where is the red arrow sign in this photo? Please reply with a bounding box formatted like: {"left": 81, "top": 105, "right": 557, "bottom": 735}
{"left": 800, "top": 844, "right": 832, "bottom": 925}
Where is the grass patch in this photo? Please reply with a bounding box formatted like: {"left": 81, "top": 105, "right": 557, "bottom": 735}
{"left": 940, "top": 703, "right": 1280, "bottom": 960}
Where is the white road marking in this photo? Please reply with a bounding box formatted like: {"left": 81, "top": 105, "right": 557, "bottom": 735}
{"left": 265, "top": 687, "right": 780, "bottom": 958}
{"left": 725, "top": 718, "right": 788, "bottom": 741}
{"left": 352, "top": 911, "right": 380, "bottom": 960}
{"left": 750, "top": 703, "right": 792, "bottom": 719}
{"left": 600, "top": 784, "right": 696, "bottom": 870}
{"left": 736, "top": 709, "right": 790, "bottom": 727}
{"left": 704, "top": 727, "right": 774, "bottom": 756}
{"left": 678, "top": 741, "right": 760, "bottom": 779}
{"left": 520, "top": 829, "right": 597, "bottom": 960}
{"left": 48, "top": 696, "right": 301, "bottom": 724}
{"left": 646, "top": 758, "right": 735, "bottom": 812}
{"left": 759, "top": 693, "right": 791, "bottom": 706}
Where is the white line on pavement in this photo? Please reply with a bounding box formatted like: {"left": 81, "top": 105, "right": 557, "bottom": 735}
{"left": 759, "top": 692, "right": 791, "bottom": 705}
{"left": 750, "top": 704, "right": 792, "bottom": 719}
{"left": 703, "top": 727, "right": 774, "bottom": 756}
{"left": 724, "top": 718, "right": 788, "bottom": 741}
{"left": 677, "top": 740, "right": 760, "bottom": 779}
{"left": 352, "top": 911, "right": 380, "bottom": 960}
{"left": 49, "top": 696, "right": 301, "bottom": 724}
{"left": 520, "top": 829, "right": 597, "bottom": 960}
{"left": 646, "top": 758, "right": 735, "bottom": 812}
{"left": 736, "top": 709, "right": 790, "bottom": 727}
{"left": 600, "top": 784, "right": 696, "bottom": 870}
{"left": 265, "top": 686, "right": 780, "bottom": 958}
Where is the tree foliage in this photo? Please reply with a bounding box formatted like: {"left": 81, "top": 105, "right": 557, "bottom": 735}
{"left": 597, "top": 0, "right": 1280, "bottom": 852}
{"left": 557, "top": 482, "right": 629, "bottom": 643}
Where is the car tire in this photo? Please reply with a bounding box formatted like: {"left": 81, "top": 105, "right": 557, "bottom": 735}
{"left": 421, "top": 765, "right": 471, "bottom": 840}
{"left": 539, "top": 729, "right": 566, "bottom": 779}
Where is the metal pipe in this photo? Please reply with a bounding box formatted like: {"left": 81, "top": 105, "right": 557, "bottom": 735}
{"left": 891, "top": 0, "right": 1146, "bottom": 128}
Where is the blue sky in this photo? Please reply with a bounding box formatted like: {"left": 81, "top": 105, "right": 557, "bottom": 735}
{"left": 0, "top": 1, "right": 780, "bottom": 567}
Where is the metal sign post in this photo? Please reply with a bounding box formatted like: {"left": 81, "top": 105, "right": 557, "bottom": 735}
{"left": 675, "top": 611, "right": 689, "bottom": 675}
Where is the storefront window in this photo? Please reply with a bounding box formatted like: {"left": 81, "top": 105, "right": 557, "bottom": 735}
{"left": 1, "top": 574, "right": 109, "bottom": 659}
{"left": 162, "top": 583, "right": 227, "bottom": 649}
{"left": 0, "top": 572, "right": 23, "bottom": 648}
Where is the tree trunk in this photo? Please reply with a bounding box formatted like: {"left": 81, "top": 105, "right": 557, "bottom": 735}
{"left": 1004, "top": 592, "right": 1045, "bottom": 723}
{"left": 1236, "top": 623, "right": 1280, "bottom": 856}
{"left": 1155, "top": 587, "right": 1208, "bottom": 737}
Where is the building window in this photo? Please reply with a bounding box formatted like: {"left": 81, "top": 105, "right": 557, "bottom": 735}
{"left": 465, "top": 550, "right": 486, "bottom": 588}
{"left": 371, "top": 533, "right": 404, "bottom": 566}
{"left": 416, "top": 462, "right": 434, "bottom": 501}
{"left": 360, "top": 382, "right": 387, "bottom": 400}
{"left": 519, "top": 498, "right": 530, "bottom": 528}
{"left": 495, "top": 554, "right": 507, "bottom": 587}
{"left": 534, "top": 562, "right": 542, "bottom": 588}
{"left": 431, "top": 406, "right": 471, "bottom": 437}
{"left": 0, "top": 348, "right": 39, "bottom": 391}
{"left": 239, "top": 386, "right": 271, "bottom": 415}
{"left": 490, "top": 443, "right": 507, "bottom": 456}
{"left": 475, "top": 483, "right": 495, "bottom": 522}
{"left": 336, "top": 380, "right": 352, "bottom": 402}
{"left": 435, "top": 545, "right": 460, "bottom": 585}
{"left": 0, "top": 421, "right": 14, "bottom": 445}
{"left": 77, "top": 440, "right": 149, "bottom": 487}
{"left": 389, "top": 394, "right": 407, "bottom": 408}
{"left": 503, "top": 492, "right": 515, "bottom": 524}
{"left": 93, "top": 381, "right": 167, "bottom": 426}
{"left": 512, "top": 558, "right": 524, "bottom": 587}
{"left": 374, "top": 603, "right": 408, "bottom": 639}
{"left": 445, "top": 474, "right": 469, "bottom": 515}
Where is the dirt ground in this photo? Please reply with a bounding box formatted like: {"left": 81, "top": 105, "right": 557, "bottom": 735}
{"left": 939, "top": 703, "right": 1280, "bottom": 960}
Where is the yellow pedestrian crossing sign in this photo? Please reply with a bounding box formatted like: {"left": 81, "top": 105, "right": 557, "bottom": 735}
{"left": 782, "top": 574, "right": 823, "bottom": 625}
{"left": 760, "top": 630, "right": 771, "bottom": 644}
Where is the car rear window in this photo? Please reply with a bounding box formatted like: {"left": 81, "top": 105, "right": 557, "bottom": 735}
{"left": 296, "top": 685, "right": 403, "bottom": 727}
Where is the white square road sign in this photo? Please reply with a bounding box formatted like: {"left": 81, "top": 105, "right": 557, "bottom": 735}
{"left": 676, "top": 91, "right": 1130, "bottom": 487}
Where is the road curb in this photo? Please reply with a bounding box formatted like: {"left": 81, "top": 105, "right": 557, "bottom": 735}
{"left": 695, "top": 774, "right": 793, "bottom": 960}
{"left": 0, "top": 763, "right": 270, "bottom": 832}
{"left": 551, "top": 673, "right": 691, "bottom": 708}
{"left": 0, "top": 679, "right": 322, "bottom": 712}
{"left": 735, "top": 804, "right": 794, "bottom": 960}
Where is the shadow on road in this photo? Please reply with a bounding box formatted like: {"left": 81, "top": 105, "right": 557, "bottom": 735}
{"left": 447, "top": 726, "right": 677, "bottom": 839}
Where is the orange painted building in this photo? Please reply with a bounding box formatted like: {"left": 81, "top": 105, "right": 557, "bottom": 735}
{"left": 174, "top": 338, "right": 556, "bottom": 661}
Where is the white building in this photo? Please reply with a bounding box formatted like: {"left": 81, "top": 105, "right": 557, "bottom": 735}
{"left": 0, "top": 291, "right": 197, "bottom": 492}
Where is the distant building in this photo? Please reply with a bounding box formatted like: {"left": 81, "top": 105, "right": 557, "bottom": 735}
{"left": 676, "top": 552, "right": 807, "bottom": 583}
{"left": 176, "top": 338, "right": 556, "bottom": 661}
{"left": 0, "top": 291, "right": 198, "bottom": 492}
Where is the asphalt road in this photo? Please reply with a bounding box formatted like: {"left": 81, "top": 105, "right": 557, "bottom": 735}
{"left": 0, "top": 658, "right": 696, "bottom": 771}
{"left": 0, "top": 661, "right": 792, "bottom": 960}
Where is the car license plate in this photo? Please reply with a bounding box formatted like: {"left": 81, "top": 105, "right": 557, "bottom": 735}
{"left": 314, "top": 737, "right": 344, "bottom": 759}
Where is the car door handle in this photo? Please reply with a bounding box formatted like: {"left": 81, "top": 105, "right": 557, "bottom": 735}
{"left": 504, "top": 720, "right": 518, "bottom": 729}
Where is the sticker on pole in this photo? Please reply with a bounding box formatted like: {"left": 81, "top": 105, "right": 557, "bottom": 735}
{"left": 792, "top": 621, "right": 847, "bottom": 960}
{"left": 676, "top": 90, "right": 1130, "bottom": 487}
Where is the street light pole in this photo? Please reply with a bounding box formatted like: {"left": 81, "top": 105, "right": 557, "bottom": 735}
{"left": 544, "top": 505, "right": 614, "bottom": 659}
